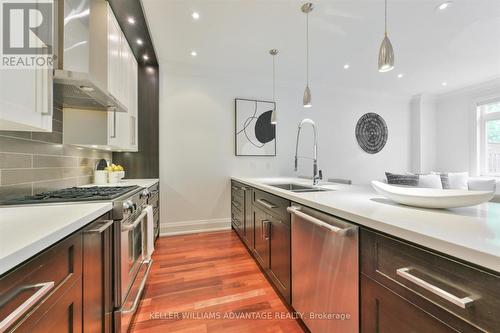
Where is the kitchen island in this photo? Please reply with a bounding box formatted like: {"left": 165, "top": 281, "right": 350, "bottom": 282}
{"left": 231, "top": 176, "right": 500, "bottom": 333}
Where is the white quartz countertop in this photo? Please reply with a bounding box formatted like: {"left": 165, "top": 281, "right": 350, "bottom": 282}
{"left": 82, "top": 178, "right": 159, "bottom": 188}
{"left": 232, "top": 177, "right": 500, "bottom": 273}
{"left": 0, "top": 202, "right": 112, "bottom": 275}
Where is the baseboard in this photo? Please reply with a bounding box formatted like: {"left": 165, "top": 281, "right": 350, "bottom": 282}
{"left": 160, "top": 218, "right": 231, "bottom": 236}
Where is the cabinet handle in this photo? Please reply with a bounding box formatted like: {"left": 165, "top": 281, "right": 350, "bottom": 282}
{"left": 40, "top": 69, "right": 52, "bottom": 116}
{"left": 122, "top": 210, "right": 147, "bottom": 231}
{"left": 121, "top": 259, "right": 153, "bottom": 314}
{"left": 257, "top": 199, "right": 277, "bottom": 209}
{"left": 0, "top": 281, "right": 55, "bottom": 332}
{"left": 262, "top": 220, "right": 270, "bottom": 240}
{"left": 85, "top": 220, "right": 114, "bottom": 234}
{"left": 287, "top": 206, "right": 349, "bottom": 234}
{"left": 396, "top": 267, "right": 474, "bottom": 309}
{"left": 110, "top": 110, "right": 117, "bottom": 139}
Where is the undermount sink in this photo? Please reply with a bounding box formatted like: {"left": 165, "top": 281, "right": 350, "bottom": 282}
{"left": 267, "top": 183, "right": 331, "bottom": 193}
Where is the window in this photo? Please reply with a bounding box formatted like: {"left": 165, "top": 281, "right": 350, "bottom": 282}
{"left": 478, "top": 100, "right": 500, "bottom": 175}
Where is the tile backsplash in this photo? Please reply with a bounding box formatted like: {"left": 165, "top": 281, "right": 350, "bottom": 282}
{"left": 0, "top": 106, "right": 111, "bottom": 201}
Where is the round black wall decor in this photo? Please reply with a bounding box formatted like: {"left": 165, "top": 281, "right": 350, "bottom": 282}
{"left": 355, "top": 113, "right": 388, "bottom": 154}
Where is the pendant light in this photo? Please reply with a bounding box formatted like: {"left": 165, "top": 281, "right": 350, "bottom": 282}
{"left": 301, "top": 3, "right": 313, "bottom": 108}
{"left": 378, "top": 0, "right": 395, "bottom": 72}
{"left": 269, "top": 49, "right": 278, "bottom": 124}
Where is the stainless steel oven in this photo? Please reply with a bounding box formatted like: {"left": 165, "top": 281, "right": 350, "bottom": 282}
{"left": 114, "top": 189, "right": 153, "bottom": 333}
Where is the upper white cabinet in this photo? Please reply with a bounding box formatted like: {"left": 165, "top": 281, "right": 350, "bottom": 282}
{"left": 0, "top": 67, "right": 53, "bottom": 132}
{"left": 64, "top": 4, "right": 138, "bottom": 151}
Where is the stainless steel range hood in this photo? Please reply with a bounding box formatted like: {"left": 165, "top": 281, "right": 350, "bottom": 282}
{"left": 53, "top": 0, "right": 126, "bottom": 113}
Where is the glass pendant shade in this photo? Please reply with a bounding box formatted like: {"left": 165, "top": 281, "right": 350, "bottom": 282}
{"left": 378, "top": 34, "right": 395, "bottom": 72}
{"left": 303, "top": 85, "right": 312, "bottom": 108}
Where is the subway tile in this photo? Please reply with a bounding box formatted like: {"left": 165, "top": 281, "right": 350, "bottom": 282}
{"left": 0, "top": 153, "right": 31, "bottom": 169}
{"left": 0, "top": 183, "right": 32, "bottom": 201}
{"left": 33, "top": 155, "right": 78, "bottom": 168}
{"left": 0, "top": 168, "right": 64, "bottom": 185}
{"left": 33, "top": 178, "right": 78, "bottom": 194}
{"left": 77, "top": 175, "right": 93, "bottom": 186}
{"left": 0, "top": 135, "right": 64, "bottom": 155}
{"left": 32, "top": 131, "right": 63, "bottom": 144}
{"left": 62, "top": 167, "right": 93, "bottom": 178}
{"left": 0, "top": 131, "right": 32, "bottom": 139}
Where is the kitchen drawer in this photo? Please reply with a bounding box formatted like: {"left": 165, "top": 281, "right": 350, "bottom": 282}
{"left": 11, "top": 277, "right": 83, "bottom": 333}
{"left": 361, "top": 229, "right": 500, "bottom": 332}
{"left": 231, "top": 181, "right": 246, "bottom": 199}
{"left": 253, "top": 189, "right": 290, "bottom": 223}
{"left": 231, "top": 192, "right": 244, "bottom": 212}
{"left": 0, "top": 232, "right": 83, "bottom": 331}
{"left": 361, "top": 275, "right": 457, "bottom": 333}
{"left": 231, "top": 204, "right": 244, "bottom": 231}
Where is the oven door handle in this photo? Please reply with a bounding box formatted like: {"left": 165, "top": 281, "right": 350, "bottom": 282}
{"left": 121, "top": 259, "right": 153, "bottom": 314}
{"left": 122, "top": 210, "right": 147, "bottom": 231}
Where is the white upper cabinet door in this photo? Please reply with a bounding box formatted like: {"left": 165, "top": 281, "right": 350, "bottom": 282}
{"left": 107, "top": 6, "right": 122, "bottom": 106}
{"left": 0, "top": 67, "right": 52, "bottom": 132}
{"left": 129, "top": 47, "right": 138, "bottom": 151}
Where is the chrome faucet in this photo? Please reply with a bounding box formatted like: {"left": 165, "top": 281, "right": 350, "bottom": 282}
{"left": 294, "top": 118, "right": 322, "bottom": 185}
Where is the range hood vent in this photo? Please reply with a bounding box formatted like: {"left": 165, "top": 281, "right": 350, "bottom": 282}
{"left": 53, "top": 70, "right": 125, "bottom": 112}
{"left": 53, "top": 0, "right": 126, "bottom": 113}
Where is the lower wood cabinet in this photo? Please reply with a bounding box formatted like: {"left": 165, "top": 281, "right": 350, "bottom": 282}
{"left": 231, "top": 181, "right": 291, "bottom": 304}
{"left": 253, "top": 205, "right": 270, "bottom": 269}
{"left": 361, "top": 275, "right": 457, "bottom": 333}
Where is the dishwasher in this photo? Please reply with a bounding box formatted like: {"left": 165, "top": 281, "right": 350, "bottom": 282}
{"left": 288, "top": 204, "right": 359, "bottom": 333}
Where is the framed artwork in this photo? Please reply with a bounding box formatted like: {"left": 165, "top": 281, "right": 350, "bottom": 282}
{"left": 235, "top": 98, "right": 276, "bottom": 156}
{"left": 355, "top": 112, "right": 388, "bottom": 154}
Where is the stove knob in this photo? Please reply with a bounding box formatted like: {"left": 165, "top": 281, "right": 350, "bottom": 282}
{"left": 123, "top": 200, "right": 134, "bottom": 213}
{"left": 140, "top": 189, "right": 150, "bottom": 199}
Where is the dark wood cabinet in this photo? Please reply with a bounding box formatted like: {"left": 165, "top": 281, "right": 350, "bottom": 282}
{"left": 83, "top": 217, "right": 114, "bottom": 333}
{"left": 231, "top": 182, "right": 291, "bottom": 304}
{"left": 268, "top": 214, "right": 291, "bottom": 303}
{"left": 360, "top": 229, "right": 500, "bottom": 333}
{"left": 253, "top": 206, "right": 270, "bottom": 269}
{"left": 361, "top": 275, "right": 457, "bottom": 333}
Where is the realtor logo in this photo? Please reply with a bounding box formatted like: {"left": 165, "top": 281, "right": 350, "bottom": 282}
{"left": 1, "top": 0, "right": 53, "bottom": 68}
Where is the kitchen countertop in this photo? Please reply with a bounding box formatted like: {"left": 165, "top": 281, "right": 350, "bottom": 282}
{"left": 232, "top": 176, "right": 500, "bottom": 273}
{"left": 0, "top": 202, "right": 112, "bottom": 276}
{"left": 82, "top": 178, "right": 159, "bottom": 188}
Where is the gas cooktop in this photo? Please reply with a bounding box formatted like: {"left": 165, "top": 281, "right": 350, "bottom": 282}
{"left": 1, "top": 185, "right": 139, "bottom": 205}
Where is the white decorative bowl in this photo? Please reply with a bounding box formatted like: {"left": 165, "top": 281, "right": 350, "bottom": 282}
{"left": 371, "top": 180, "right": 495, "bottom": 209}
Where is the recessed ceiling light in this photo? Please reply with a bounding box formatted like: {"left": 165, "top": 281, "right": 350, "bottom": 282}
{"left": 442, "top": 82, "right": 448, "bottom": 86}
{"left": 136, "top": 39, "right": 143, "bottom": 45}
{"left": 127, "top": 17, "right": 135, "bottom": 24}
{"left": 397, "top": 73, "right": 404, "bottom": 78}
{"left": 143, "top": 54, "right": 149, "bottom": 60}
{"left": 343, "top": 64, "right": 350, "bottom": 69}
{"left": 438, "top": 2, "right": 452, "bottom": 10}
{"left": 192, "top": 12, "right": 200, "bottom": 20}
{"left": 191, "top": 51, "right": 197, "bottom": 57}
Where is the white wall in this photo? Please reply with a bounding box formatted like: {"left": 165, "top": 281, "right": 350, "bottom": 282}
{"left": 410, "top": 94, "right": 437, "bottom": 173}
{"left": 435, "top": 79, "right": 500, "bottom": 175}
{"left": 159, "top": 67, "right": 413, "bottom": 235}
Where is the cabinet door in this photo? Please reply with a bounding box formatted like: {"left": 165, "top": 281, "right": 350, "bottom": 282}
{"left": 243, "top": 188, "right": 254, "bottom": 248}
{"left": 361, "top": 276, "right": 458, "bottom": 333}
{"left": 269, "top": 215, "right": 291, "bottom": 303}
{"left": 14, "top": 278, "right": 83, "bottom": 333}
{"left": 253, "top": 206, "right": 270, "bottom": 269}
{"left": 107, "top": 6, "right": 122, "bottom": 103}
{"left": 0, "top": 68, "right": 52, "bottom": 132}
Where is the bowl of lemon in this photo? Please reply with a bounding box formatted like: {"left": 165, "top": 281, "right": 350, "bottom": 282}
{"left": 105, "top": 164, "right": 125, "bottom": 183}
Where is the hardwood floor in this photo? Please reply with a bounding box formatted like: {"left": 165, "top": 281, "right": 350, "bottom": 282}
{"left": 129, "top": 230, "right": 305, "bottom": 333}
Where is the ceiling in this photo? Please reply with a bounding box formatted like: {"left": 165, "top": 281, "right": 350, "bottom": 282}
{"left": 142, "top": 0, "right": 500, "bottom": 97}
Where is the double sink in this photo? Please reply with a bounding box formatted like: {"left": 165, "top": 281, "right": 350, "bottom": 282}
{"left": 266, "top": 183, "right": 332, "bottom": 193}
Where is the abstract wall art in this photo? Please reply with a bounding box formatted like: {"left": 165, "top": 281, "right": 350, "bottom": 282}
{"left": 355, "top": 112, "right": 388, "bottom": 154}
{"left": 235, "top": 98, "right": 276, "bottom": 156}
